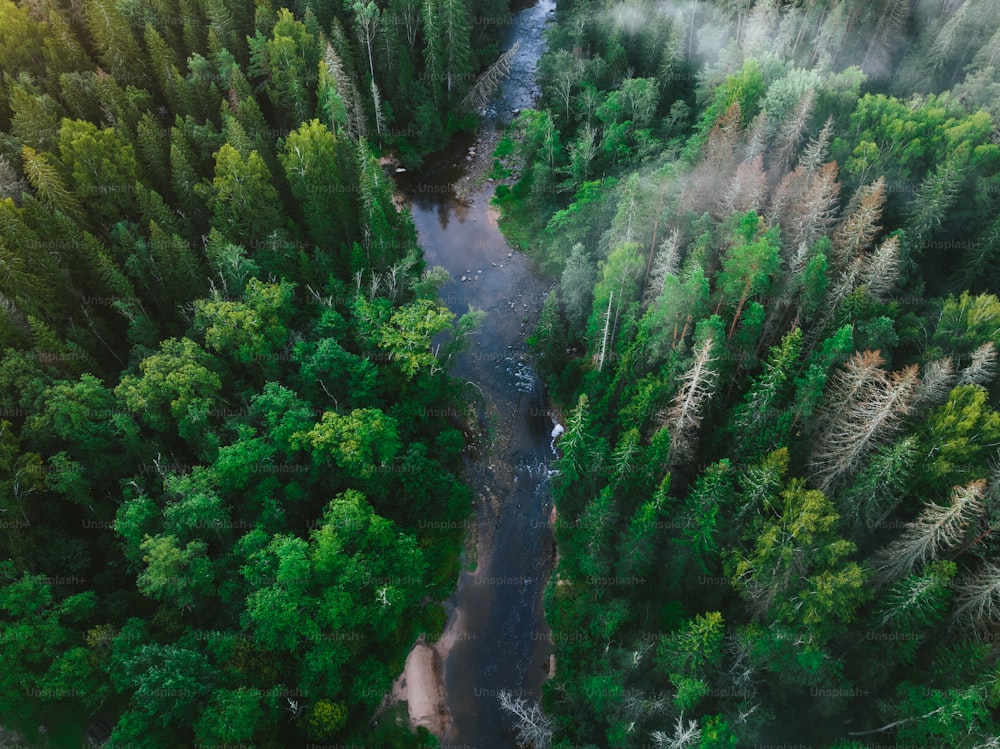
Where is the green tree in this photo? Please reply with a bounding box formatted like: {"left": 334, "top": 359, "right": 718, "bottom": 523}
{"left": 279, "top": 119, "right": 357, "bottom": 252}
{"left": 115, "top": 337, "right": 222, "bottom": 447}
{"left": 202, "top": 143, "right": 286, "bottom": 248}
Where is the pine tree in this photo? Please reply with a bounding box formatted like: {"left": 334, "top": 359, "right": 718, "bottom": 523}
{"left": 20, "top": 146, "right": 84, "bottom": 224}
{"left": 772, "top": 88, "right": 815, "bottom": 174}
{"left": 83, "top": 0, "right": 148, "bottom": 86}
{"left": 874, "top": 480, "right": 987, "bottom": 584}
{"left": 837, "top": 436, "right": 918, "bottom": 533}
{"left": 958, "top": 343, "right": 999, "bottom": 387}
{"left": 861, "top": 234, "right": 902, "bottom": 303}
{"left": 810, "top": 351, "right": 922, "bottom": 492}
{"left": 953, "top": 560, "right": 1000, "bottom": 632}
{"left": 832, "top": 178, "right": 886, "bottom": 269}
{"left": 862, "top": 0, "right": 914, "bottom": 79}
{"left": 667, "top": 328, "right": 719, "bottom": 467}
{"left": 722, "top": 155, "right": 768, "bottom": 218}
{"left": 643, "top": 229, "right": 681, "bottom": 308}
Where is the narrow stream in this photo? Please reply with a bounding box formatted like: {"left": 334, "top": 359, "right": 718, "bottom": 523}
{"left": 393, "top": 1, "right": 558, "bottom": 745}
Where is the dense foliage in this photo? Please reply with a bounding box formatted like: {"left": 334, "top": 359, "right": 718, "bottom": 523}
{"left": 493, "top": 0, "right": 1000, "bottom": 746}
{"left": 0, "top": 0, "right": 508, "bottom": 745}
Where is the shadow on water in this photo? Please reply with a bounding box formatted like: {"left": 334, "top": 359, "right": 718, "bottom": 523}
{"left": 392, "top": 2, "right": 558, "bottom": 746}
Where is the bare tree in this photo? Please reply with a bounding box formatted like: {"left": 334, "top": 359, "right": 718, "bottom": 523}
{"left": 498, "top": 690, "right": 553, "bottom": 749}
{"left": 810, "top": 353, "right": 922, "bottom": 492}
{"left": 783, "top": 161, "right": 841, "bottom": 250}
{"left": 916, "top": 356, "right": 956, "bottom": 408}
{"left": 643, "top": 229, "right": 681, "bottom": 307}
{"left": 798, "top": 116, "right": 835, "bottom": 174}
{"left": 743, "top": 111, "right": 769, "bottom": 163}
{"left": 651, "top": 713, "right": 702, "bottom": 749}
{"left": 667, "top": 334, "right": 719, "bottom": 466}
{"left": 874, "top": 480, "right": 987, "bottom": 583}
{"left": 322, "top": 42, "right": 367, "bottom": 139}
{"left": 832, "top": 178, "right": 886, "bottom": 268}
{"left": 861, "top": 234, "right": 901, "bottom": 303}
{"left": 461, "top": 41, "right": 522, "bottom": 111}
{"left": 723, "top": 155, "right": 768, "bottom": 218}
{"left": 958, "top": 342, "right": 999, "bottom": 387}
{"left": 772, "top": 88, "right": 816, "bottom": 175}
{"left": 953, "top": 560, "right": 1000, "bottom": 632}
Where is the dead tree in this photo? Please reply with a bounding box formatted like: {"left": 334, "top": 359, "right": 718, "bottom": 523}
{"left": 498, "top": 690, "right": 553, "bottom": 749}
{"left": 832, "top": 177, "right": 886, "bottom": 268}
{"left": 874, "top": 480, "right": 987, "bottom": 584}
{"left": 952, "top": 560, "right": 1000, "bottom": 632}
{"left": 958, "top": 342, "right": 999, "bottom": 387}
{"left": 651, "top": 713, "right": 702, "bottom": 749}
{"left": 810, "top": 352, "right": 922, "bottom": 492}
{"left": 667, "top": 334, "right": 719, "bottom": 466}
{"left": 460, "top": 41, "right": 522, "bottom": 111}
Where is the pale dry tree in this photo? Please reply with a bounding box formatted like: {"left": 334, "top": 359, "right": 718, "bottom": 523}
{"left": 370, "top": 79, "right": 386, "bottom": 138}
{"left": 952, "top": 560, "right": 1000, "bottom": 632}
{"left": 722, "top": 154, "right": 768, "bottom": 218}
{"left": 497, "top": 690, "right": 553, "bottom": 749}
{"left": 651, "top": 713, "right": 702, "bottom": 749}
{"left": 643, "top": 229, "right": 681, "bottom": 307}
{"left": 783, "top": 161, "right": 841, "bottom": 250}
{"left": 667, "top": 334, "right": 719, "bottom": 466}
{"left": 915, "top": 356, "right": 956, "bottom": 409}
{"left": 743, "top": 111, "right": 769, "bottom": 163}
{"left": 682, "top": 102, "right": 742, "bottom": 215}
{"left": 811, "top": 347, "right": 884, "bottom": 430}
{"left": 772, "top": 88, "right": 816, "bottom": 175}
{"left": 460, "top": 41, "right": 522, "bottom": 111}
{"left": 873, "top": 480, "right": 987, "bottom": 584}
{"left": 809, "top": 353, "right": 922, "bottom": 492}
{"left": 861, "top": 234, "right": 901, "bottom": 303}
{"left": 958, "top": 342, "right": 1000, "bottom": 387}
{"left": 322, "top": 42, "right": 367, "bottom": 139}
{"left": 798, "top": 116, "right": 835, "bottom": 174}
{"left": 832, "top": 177, "right": 886, "bottom": 268}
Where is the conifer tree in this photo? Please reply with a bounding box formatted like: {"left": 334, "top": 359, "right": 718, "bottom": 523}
{"left": 667, "top": 326, "right": 719, "bottom": 467}
{"left": 874, "top": 480, "right": 987, "bottom": 584}
{"left": 832, "top": 177, "right": 886, "bottom": 268}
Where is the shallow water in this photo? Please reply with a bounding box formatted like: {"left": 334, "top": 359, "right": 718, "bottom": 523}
{"left": 394, "top": 2, "right": 558, "bottom": 744}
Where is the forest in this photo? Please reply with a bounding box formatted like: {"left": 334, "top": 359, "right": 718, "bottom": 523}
{"left": 489, "top": 0, "right": 1000, "bottom": 746}
{"left": 6, "top": 0, "right": 1000, "bottom": 746}
{"left": 0, "top": 0, "right": 512, "bottom": 745}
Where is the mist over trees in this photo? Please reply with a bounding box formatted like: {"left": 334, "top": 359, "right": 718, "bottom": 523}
{"left": 491, "top": 0, "right": 1000, "bottom": 746}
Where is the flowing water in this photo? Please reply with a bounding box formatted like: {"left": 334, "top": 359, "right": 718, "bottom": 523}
{"left": 393, "top": 1, "right": 558, "bottom": 745}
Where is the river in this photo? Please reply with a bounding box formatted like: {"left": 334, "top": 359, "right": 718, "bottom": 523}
{"left": 391, "top": 0, "right": 559, "bottom": 746}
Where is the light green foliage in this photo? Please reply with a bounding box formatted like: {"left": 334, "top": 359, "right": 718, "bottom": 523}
{"left": 56, "top": 119, "right": 139, "bottom": 225}
{"left": 248, "top": 8, "right": 319, "bottom": 124}
{"left": 354, "top": 296, "right": 455, "bottom": 379}
{"left": 202, "top": 143, "right": 286, "bottom": 247}
{"left": 115, "top": 337, "right": 222, "bottom": 443}
{"left": 729, "top": 478, "right": 868, "bottom": 640}
{"left": 294, "top": 408, "right": 401, "bottom": 480}
{"left": 195, "top": 278, "right": 295, "bottom": 367}
{"left": 919, "top": 385, "right": 1000, "bottom": 492}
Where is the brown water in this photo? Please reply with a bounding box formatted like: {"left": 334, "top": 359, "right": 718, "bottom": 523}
{"left": 393, "top": 2, "right": 559, "bottom": 744}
